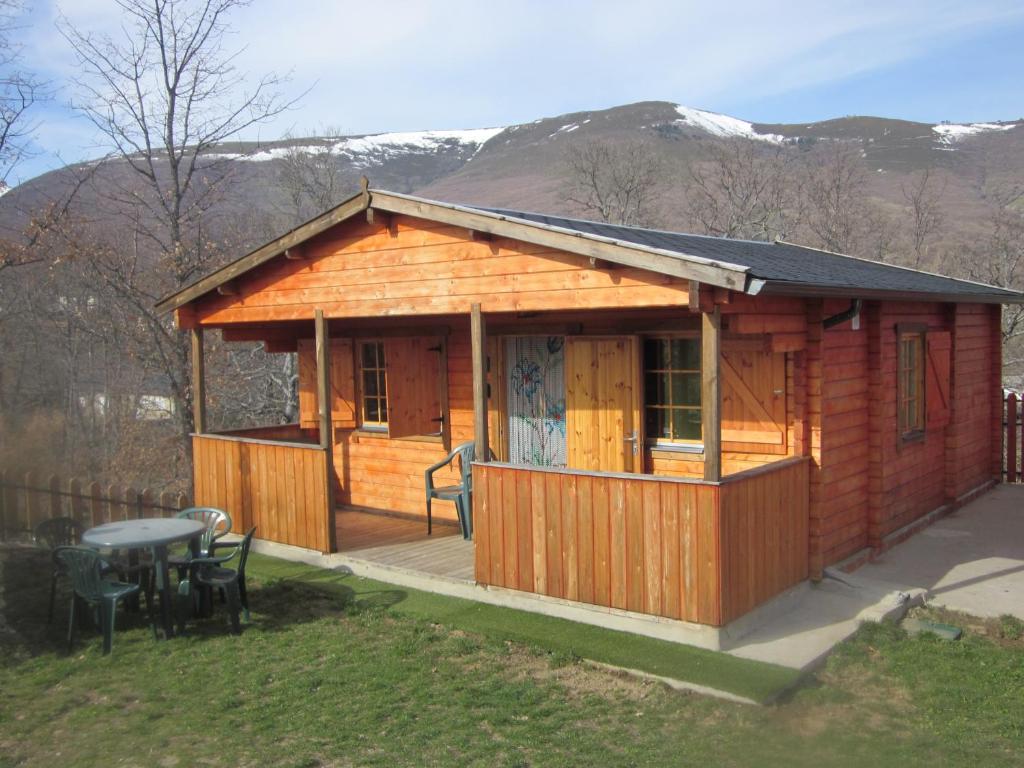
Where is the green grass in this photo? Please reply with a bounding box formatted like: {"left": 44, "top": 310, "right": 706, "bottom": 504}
{"left": 247, "top": 553, "right": 798, "bottom": 703}
{"left": 1, "top": 545, "right": 1022, "bottom": 768}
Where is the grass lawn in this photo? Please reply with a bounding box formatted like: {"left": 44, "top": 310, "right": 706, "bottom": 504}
{"left": 1, "top": 544, "right": 1022, "bottom": 768}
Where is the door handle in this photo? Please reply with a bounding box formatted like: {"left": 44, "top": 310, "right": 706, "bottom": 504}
{"left": 624, "top": 430, "right": 639, "bottom": 455}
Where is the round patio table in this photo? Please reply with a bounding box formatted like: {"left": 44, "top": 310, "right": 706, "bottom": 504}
{"left": 82, "top": 518, "right": 206, "bottom": 639}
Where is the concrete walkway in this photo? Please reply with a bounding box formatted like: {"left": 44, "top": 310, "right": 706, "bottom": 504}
{"left": 728, "top": 484, "right": 1024, "bottom": 671}
{"left": 858, "top": 483, "right": 1024, "bottom": 620}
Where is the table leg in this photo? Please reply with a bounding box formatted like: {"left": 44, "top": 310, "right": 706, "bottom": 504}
{"left": 153, "top": 544, "right": 174, "bottom": 640}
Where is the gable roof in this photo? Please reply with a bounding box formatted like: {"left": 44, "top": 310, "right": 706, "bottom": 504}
{"left": 156, "top": 188, "right": 1024, "bottom": 315}
{"left": 478, "top": 208, "right": 1024, "bottom": 302}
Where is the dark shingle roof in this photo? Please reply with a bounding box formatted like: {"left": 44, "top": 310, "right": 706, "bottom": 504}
{"left": 477, "top": 207, "right": 1022, "bottom": 301}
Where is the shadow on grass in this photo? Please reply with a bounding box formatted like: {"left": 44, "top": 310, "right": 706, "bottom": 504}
{"left": 0, "top": 544, "right": 406, "bottom": 658}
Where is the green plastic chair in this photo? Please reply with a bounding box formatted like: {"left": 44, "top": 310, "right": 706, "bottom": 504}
{"left": 55, "top": 546, "right": 143, "bottom": 655}
{"left": 34, "top": 517, "right": 84, "bottom": 624}
{"left": 179, "top": 527, "right": 256, "bottom": 634}
{"left": 424, "top": 442, "right": 475, "bottom": 538}
{"left": 168, "top": 507, "right": 232, "bottom": 580}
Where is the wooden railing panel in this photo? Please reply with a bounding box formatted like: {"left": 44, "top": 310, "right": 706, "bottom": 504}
{"left": 473, "top": 464, "right": 724, "bottom": 625}
{"left": 192, "top": 434, "right": 330, "bottom": 553}
{"left": 719, "top": 458, "right": 809, "bottom": 624}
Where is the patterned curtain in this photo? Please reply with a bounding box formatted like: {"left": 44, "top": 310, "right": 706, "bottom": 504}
{"left": 506, "top": 336, "right": 566, "bottom": 467}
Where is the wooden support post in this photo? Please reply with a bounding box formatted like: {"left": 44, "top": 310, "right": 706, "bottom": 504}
{"left": 1008, "top": 393, "right": 1018, "bottom": 484}
{"left": 68, "top": 479, "right": 84, "bottom": 526}
{"left": 688, "top": 280, "right": 700, "bottom": 313}
{"left": 0, "top": 469, "right": 7, "bottom": 540}
{"left": 89, "top": 481, "right": 103, "bottom": 526}
{"left": 160, "top": 491, "right": 175, "bottom": 519}
{"left": 48, "top": 474, "right": 61, "bottom": 520}
{"left": 25, "top": 471, "right": 39, "bottom": 533}
{"left": 702, "top": 307, "right": 722, "bottom": 482}
{"left": 315, "top": 309, "right": 338, "bottom": 553}
{"left": 471, "top": 303, "right": 490, "bottom": 462}
{"left": 107, "top": 484, "right": 120, "bottom": 522}
{"left": 991, "top": 304, "right": 1004, "bottom": 481}
{"left": 191, "top": 327, "right": 206, "bottom": 434}
{"left": 140, "top": 488, "right": 153, "bottom": 519}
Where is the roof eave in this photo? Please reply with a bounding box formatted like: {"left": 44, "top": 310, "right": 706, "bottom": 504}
{"left": 369, "top": 191, "right": 750, "bottom": 290}
{"left": 155, "top": 188, "right": 755, "bottom": 316}
{"left": 757, "top": 280, "right": 1024, "bottom": 305}
{"left": 154, "top": 189, "right": 371, "bottom": 315}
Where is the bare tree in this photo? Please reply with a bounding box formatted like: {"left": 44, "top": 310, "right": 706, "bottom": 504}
{"left": 564, "top": 139, "right": 664, "bottom": 226}
{"left": 901, "top": 168, "right": 945, "bottom": 268}
{"left": 58, "top": 0, "right": 300, "bottom": 480}
{"left": 801, "top": 142, "right": 869, "bottom": 255}
{"left": 0, "top": 0, "right": 44, "bottom": 182}
{"left": 276, "top": 129, "right": 351, "bottom": 225}
{"left": 956, "top": 196, "right": 1024, "bottom": 371}
{"left": 684, "top": 140, "right": 800, "bottom": 241}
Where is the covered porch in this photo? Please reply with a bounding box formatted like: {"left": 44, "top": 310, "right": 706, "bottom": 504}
{"left": 188, "top": 297, "right": 811, "bottom": 629}
{"left": 173, "top": 193, "right": 814, "bottom": 628}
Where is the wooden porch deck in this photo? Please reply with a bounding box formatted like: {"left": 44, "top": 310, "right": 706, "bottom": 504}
{"left": 335, "top": 508, "right": 474, "bottom": 581}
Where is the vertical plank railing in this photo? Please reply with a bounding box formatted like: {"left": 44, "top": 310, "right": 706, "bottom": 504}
{"left": 473, "top": 463, "right": 724, "bottom": 626}
{"left": 192, "top": 433, "right": 331, "bottom": 553}
{"left": 718, "top": 458, "right": 810, "bottom": 624}
{"left": 474, "top": 456, "right": 811, "bottom": 627}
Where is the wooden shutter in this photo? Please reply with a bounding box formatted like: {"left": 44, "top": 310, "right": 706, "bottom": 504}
{"left": 297, "top": 338, "right": 356, "bottom": 429}
{"left": 385, "top": 337, "right": 443, "bottom": 438}
{"left": 926, "top": 331, "right": 951, "bottom": 430}
{"left": 721, "top": 344, "right": 787, "bottom": 454}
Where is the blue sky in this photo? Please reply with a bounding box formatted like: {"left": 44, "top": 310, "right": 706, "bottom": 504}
{"left": 9, "top": 0, "right": 1024, "bottom": 185}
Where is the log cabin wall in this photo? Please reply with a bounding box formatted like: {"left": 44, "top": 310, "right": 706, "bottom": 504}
{"left": 190, "top": 215, "right": 695, "bottom": 324}
{"left": 869, "top": 301, "right": 948, "bottom": 544}
{"left": 186, "top": 208, "right": 1002, "bottom": 575}
{"left": 809, "top": 299, "right": 1001, "bottom": 570}
{"left": 818, "top": 300, "right": 871, "bottom": 565}
{"left": 945, "top": 304, "right": 1000, "bottom": 500}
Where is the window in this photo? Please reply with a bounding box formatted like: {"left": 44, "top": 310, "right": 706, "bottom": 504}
{"left": 897, "top": 328, "right": 925, "bottom": 438}
{"left": 643, "top": 337, "right": 702, "bottom": 443}
{"left": 359, "top": 341, "right": 388, "bottom": 428}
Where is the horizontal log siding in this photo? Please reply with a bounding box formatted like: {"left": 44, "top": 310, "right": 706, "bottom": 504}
{"left": 718, "top": 458, "right": 810, "bottom": 623}
{"left": 193, "top": 216, "right": 692, "bottom": 324}
{"left": 331, "top": 332, "right": 471, "bottom": 520}
{"left": 946, "top": 304, "right": 999, "bottom": 498}
{"left": 192, "top": 434, "right": 330, "bottom": 552}
{"left": 818, "top": 302, "right": 871, "bottom": 564}
{"left": 870, "top": 303, "right": 948, "bottom": 542}
{"left": 473, "top": 464, "right": 723, "bottom": 625}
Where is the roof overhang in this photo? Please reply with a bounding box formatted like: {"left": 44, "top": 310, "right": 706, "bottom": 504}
{"left": 756, "top": 280, "right": 1024, "bottom": 305}
{"left": 155, "top": 189, "right": 753, "bottom": 315}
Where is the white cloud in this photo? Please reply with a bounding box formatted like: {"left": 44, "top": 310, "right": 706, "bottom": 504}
{"left": 8, "top": 0, "right": 1024, "bottom": 183}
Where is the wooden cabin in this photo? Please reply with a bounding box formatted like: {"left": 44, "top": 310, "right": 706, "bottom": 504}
{"left": 156, "top": 184, "right": 1023, "bottom": 629}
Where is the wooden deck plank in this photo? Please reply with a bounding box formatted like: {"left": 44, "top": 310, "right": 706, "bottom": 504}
{"left": 334, "top": 507, "right": 472, "bottom": 580}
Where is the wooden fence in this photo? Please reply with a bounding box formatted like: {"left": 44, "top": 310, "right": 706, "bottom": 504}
{"left": 473, "top": 457, "right": 809, "bottom": 627}
{"left": 1006, "top": 392, "right": 1023, "bottom": 483}
{"left": 0, "top": 469, "right": 190, "bottom": 541}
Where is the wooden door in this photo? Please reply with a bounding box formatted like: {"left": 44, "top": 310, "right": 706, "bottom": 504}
{"left": 565, "top": 336, "right": 642, "bottom": 472}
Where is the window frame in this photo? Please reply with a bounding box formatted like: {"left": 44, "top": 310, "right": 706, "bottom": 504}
{"left": 642, "top": 333, "right": 703, "bottom": 448}
{"left": 356, "top": 339, "right": 389, "bottom": 431}
{"left": 896, "top": 323, "right": 927, "bottom": 442}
